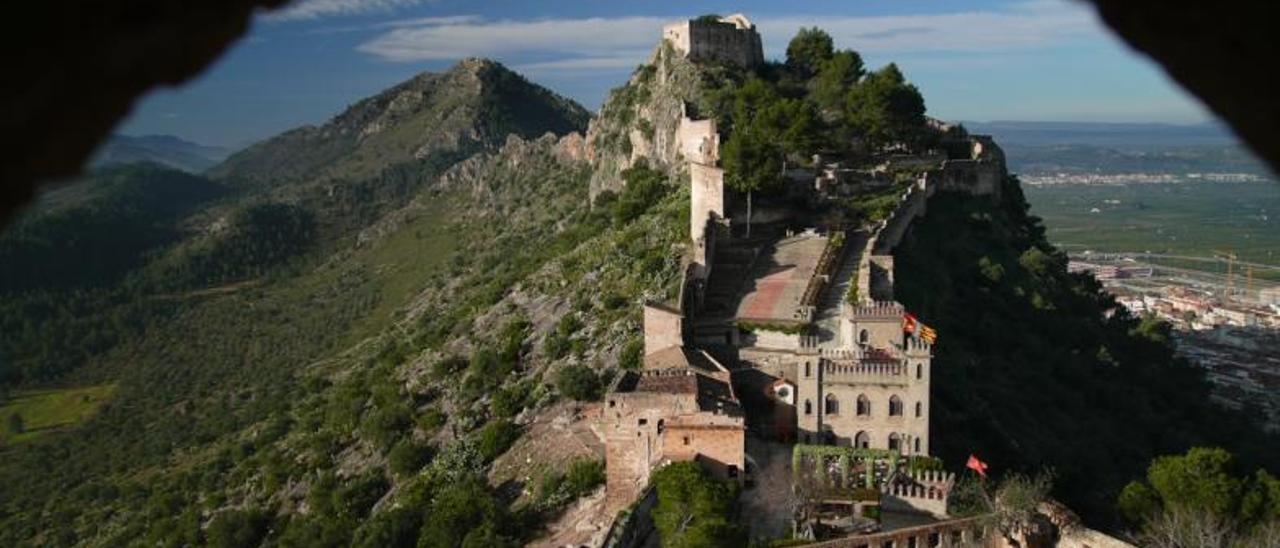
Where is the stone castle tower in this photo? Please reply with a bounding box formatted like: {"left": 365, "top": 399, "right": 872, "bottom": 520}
{"left": 662, "top": 14, "right": 764, "bottom": 69}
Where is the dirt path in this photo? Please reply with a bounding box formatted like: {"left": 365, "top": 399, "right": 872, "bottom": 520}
{"left": 740, "top": 436, "right": 796, "bottom": 542}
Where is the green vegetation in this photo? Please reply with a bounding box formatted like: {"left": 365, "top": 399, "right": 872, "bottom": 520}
{"left": 894, "top": 176, "right": 1279, "bottom": 526}
{"left": 555, "top": 364, "right": 603, "bottom": 401}
{"left": 1024, "top": 180, "right": 1280, "bottom": 280}
{"left": 1117, "top": 447, "right": 1279, "bottom": 544}
{"left": 651, "top": 462, "right": 745, "bottom": 548}
{"left": 0, "top": 384, "right": 115, "bottom": 443}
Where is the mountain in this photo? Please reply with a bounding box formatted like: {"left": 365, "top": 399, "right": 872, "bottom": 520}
{"left": 1, "top": 28, "right": 1276, "bottom": 548}
{"left": 960, "top": 120, "right": 1238, "bottom": 147}
{"left": 90, "top": 134, "right": 231, "bottom": 173}
{"left": 209, "top": 58, "right": 589, "bottom": 185}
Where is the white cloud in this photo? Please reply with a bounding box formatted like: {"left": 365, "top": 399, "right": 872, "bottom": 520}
{"left": 357, "top": 16, "right": 666, "bottom": 62}
{"left": 354, "top": 2, "right": 1105, "bottom": 68}
{"left": 264, "top": 0, "right": 433, "bottom": 22}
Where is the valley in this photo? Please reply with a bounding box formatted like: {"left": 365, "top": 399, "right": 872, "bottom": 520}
{"left": 1, "top": 11, "right": 1277, "bottom": 548}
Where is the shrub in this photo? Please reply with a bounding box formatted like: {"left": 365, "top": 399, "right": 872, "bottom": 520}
{"left": 619, "top": 338, "right": 644, "bottom": 370}
{"left": 388, "top": 440, "right": 433, "bottom": 477}
{"left": 417, "top": 408, "right": 446, "bottom": 432}
{"left": 564, "top": 459, "right": 606, "bottom": 496}
{"left": 556, "top": 365, "right": 602, "bottom": 401}
{"left": 476, "top": 419, "right": 521, "bottom": 462}
{"left": 205, "top": 508, "right": 269, "bottom": 548}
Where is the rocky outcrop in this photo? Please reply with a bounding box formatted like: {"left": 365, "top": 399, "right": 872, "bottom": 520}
{"left": 585, "top": 41, "right": 709, "bottom": 199}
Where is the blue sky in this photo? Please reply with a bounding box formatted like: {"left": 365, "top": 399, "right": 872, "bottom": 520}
{"left": 118, "top": 0, "right": 1214, "bottom": 148}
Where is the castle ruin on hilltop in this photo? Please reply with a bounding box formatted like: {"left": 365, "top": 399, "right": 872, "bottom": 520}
{"left": 662, "top": 14, "right": 764, "bottom": 69}
{"left": 593, "top": 13, "right": 1038, "bottom": 545}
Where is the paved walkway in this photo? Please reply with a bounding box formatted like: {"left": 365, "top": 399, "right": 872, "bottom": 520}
{"left": 740, "top": 437, "right": 797, "bottom": 542}
{"left": 813, "top": 229, "right": 870, "bottom": 348}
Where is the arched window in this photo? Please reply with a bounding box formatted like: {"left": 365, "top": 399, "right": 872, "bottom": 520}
{"left": 915, "top": 401, "right": 922, "bottom": 418}
{"left": 914, "top": 438, "right": 921, "bottom": 454}
{"left": 856, "top": 394, "right": 871, "bottom": 416}
{"left": 888, "top": 433, "right": 901, "bottom": 452}
{"left": 657, "top": 419, "right": 665, "bottom": 434}
{"left": 804, "top": 399, "right": 812, "bottom": 415}
{"left": 825, "top": 394, "right": 839, "bottom": 415}
{"left": 916, "top": 363, "right": 922, "bottom": 379}
{"left": 804, "top": 361, "right": 811, "bottom": 377}
{"left": 859, "top": 329, "right": 869, "bottom": 345}
{"left": 889, "top": 395, "right": 903, "bottom": 416}
{"left": 855, "top": 431, "right": 870, "bottom": 449}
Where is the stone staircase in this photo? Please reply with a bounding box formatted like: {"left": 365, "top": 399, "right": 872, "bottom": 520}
{"left": 813, "top": 229, "right": 869, "bottom": 346}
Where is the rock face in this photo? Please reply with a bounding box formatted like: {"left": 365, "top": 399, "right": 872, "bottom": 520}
{"left": 585, "top": 41, "right": 710, "bottom": 199}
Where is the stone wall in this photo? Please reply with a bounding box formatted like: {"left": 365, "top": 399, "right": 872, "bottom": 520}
{"left": 643, "top": 303, "right": 684, "bottom": 355}
{"left": 662, "top": 14, "right": 763, "bottom": 69}
{"left": 662, "top": 425, "right": 745, "bottom": 478}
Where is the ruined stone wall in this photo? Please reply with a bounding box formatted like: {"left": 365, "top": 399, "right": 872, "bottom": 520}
{"left": 642, "top": 303, "right": 684, "bottom": 355}
{"left": 602, "top": 391, "right": 693, "bottom": 513}
{"left": 687, "top": 139, "right": 725, "bottom": 244}
{"left": 662, "top": 425, "right": 746, "bottom": 479}
{"left": 662, "top": 15, "right": 763, "bottom": 69}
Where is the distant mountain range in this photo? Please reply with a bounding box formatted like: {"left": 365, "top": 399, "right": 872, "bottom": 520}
{"left": 959, "top": 120, "right": 1238, "bottom": 148}
{"left": 90, "top": 134, "right": 231, "bottom": 173}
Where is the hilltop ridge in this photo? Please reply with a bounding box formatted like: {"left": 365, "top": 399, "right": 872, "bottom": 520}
{"left": 210, "top": 58, "right": 589, "bottom": 185}
{"left": 0, "top": 13, "right": 1276, "bottom": 548}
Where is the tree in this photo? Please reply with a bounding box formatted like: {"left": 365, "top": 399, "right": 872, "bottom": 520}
{"left": 651, "top": 462, "right": 744, "bottom": 548}
{"left": 613, "top": 160, "right": 669, "bottom": 226}
{"left": 845, "top": 64, "right": 927, "bottom": 150}
{"left": 417, "top": 477, "right": 514, "bottom": 548}
{"left": 813, "top": 50, "right": 865, "bottom": 113}
{"left": 1118, "top": 447, "right": 1280, "bottom": 544}
{"left": 555, "top": 365, "right": 602, "bottom": 401}
{"left": 786, "top": 27, "right": 834, "bottom": 78}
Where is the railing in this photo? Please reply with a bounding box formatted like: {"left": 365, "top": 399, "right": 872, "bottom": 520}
{"left": 803, "top": 516, "right": 988, "bottom": 548}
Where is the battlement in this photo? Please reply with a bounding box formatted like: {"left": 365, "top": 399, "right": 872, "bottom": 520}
{"left": 662, "top": 14, "right": 764, "bottom": 68}
{"left": 851, "top": 300, "right": 905, "bottom": 318}
{"left": 821, "top": 359, "right": 910, "bottom": 386}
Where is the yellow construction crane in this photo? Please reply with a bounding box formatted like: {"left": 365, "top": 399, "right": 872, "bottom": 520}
{"left": 1213, "top": 249, "right": 1238, "bottom": 300}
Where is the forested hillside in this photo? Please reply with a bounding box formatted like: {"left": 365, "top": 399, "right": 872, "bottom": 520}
{"left": 1, "top": 23, "right": 1276, "bottom": 548}
{"left": 894, "top": 176, "right": 1279, "bottom": 525}
{"left": 0, "top": 57, "right": 684, "bottom": 546}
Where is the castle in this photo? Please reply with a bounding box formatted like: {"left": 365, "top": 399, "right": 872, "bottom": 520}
{"left": 662, "top": 14, "right": 764, "bottom": 69}
{"left": 598, "top": 12, "right": 1005, "bottom": 534}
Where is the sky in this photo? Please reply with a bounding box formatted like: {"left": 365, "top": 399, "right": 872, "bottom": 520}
{"left": 117, "top": 0, "right": 1215, "bottom": 148}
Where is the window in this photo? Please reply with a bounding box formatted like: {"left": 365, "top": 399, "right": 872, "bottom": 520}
{"left": 857, "top": 394, "right": 871, "bottom": 416}
{"left": 657, "top": 419, "right": 665, "bottom": 434}
{"left": 804, "top": 361, "right": 811, "bottom": 377}
{"left": 609, "top": 400, "right": 616, "bottom": 408}
{"left": 889, "top": 395, "right": 903, "bottom": 417}
{"left": 859, "top": 329, "right": 869, "bottom": 345}
{"left": 914, "top": 438, "right": 921, "bottom": 453}
{"left": 915, "top": 401, "right": 922, "bottom": 418}
{"left": 888, "top": 433, "right": 901, "bottom": 452}
{"left": 825, "top": 394, "right": 839, "bottom": 415}
{"left": 916, "top": 363, "right": 922, "bottom": 379}
{"left": 638, "top": 418, "right": 648, "bottom": 426}
{"left": 683, "top": 436, "right": 691, "bottom": 445}
{"left": 804, "top": 399, "right": 812, "bottom": 415}
{"left": 855, "top": 431, "right": 870, "bottom": 449}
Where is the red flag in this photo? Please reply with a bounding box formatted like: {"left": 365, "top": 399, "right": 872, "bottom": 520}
{"left": 966, "top": 454, "right": 989, "bottom": 478}
{"left": 902, "top": 313, "right": 919, "bottom": 334}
